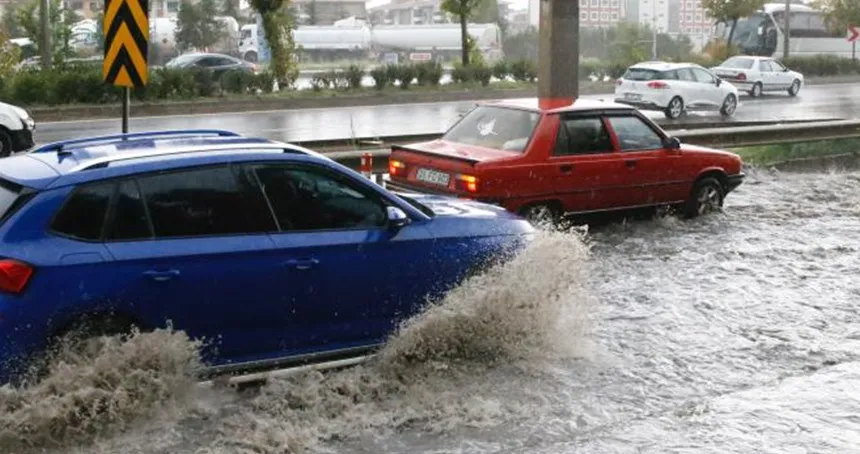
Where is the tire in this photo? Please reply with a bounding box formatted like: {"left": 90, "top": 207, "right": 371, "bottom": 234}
{"left": 664, "top": 96, "right": 684, "bottom": 119}
{"left": 0, "top": 130, "right": 12, "bottom": 158}
{"left": 788, "top": 79, "right": 801, "bottom": 97}
{"left": 682, "top": 177, "right": 725, "bottom": 218}
{"left": 243, "top": 51, "right": 258, "bottom": 63}
{"left": 720, "top": 94, "right": 737, "bottom": 117}
{"left": 749, "top": 82, "right": 763, "bottom": 97}
{"left": 520, "top": 203, "right": 560, "bottom": 227}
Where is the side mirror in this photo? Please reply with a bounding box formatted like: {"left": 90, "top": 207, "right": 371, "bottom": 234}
{"left": 386, "top": 206, "right": 410, "bottom": 230}
{"left": 663, "top": 136, "right": 681, "bottom": 149}
{"left": 715, "top": 78, "right": 722, "bottom": 86}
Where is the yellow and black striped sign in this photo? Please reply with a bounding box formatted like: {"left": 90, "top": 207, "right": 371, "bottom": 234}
{"left": 103, "top": 0, "right": 149, "bottom": 88}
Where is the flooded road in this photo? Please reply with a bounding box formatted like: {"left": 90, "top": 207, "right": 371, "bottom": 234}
{"left": 35, "top": 82, "right": 859, "bottom": 144}
{"left": 3, "top": 168, "right": 860, "bottom": 453}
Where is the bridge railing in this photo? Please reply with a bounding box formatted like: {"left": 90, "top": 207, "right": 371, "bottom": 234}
{"left": 304, "top": 119, "right": 860, "bottom": 175}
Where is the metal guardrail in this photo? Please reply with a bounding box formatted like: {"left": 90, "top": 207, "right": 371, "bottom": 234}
{"left": 294, "top": 118, "right": 843, "bottom": 153}
{"left": 326, "top": 119, "right": 860, "bottom": 174}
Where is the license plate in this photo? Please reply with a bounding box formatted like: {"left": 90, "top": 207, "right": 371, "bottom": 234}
{"left": 416, "top": 168, "right": 450, "bottom": 186}
{"left": 624, "top": 92, "right": 642, "bottom": 100}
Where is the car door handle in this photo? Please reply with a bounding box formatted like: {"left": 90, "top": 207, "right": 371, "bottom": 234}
{"left": 283, "top": 258, "right": 319, "bottom": 270}
{"left": 142, "top": 269, "right": 180, "bottom": 282}
{"left": 559, "top": 164, "right": 574, "bottom": 173}
{"left": 625, "top": 160, "right": 637, "bottom": 168}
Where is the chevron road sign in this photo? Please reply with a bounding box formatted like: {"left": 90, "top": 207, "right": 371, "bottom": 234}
{"left": 103, "top": 0, "right": 149, "bottom": 88}
{"left": 849, "top": 26, "right": 859, "bottom": 43}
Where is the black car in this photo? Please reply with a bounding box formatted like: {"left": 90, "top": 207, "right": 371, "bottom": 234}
{"left": 164, "top": 52, "right": 257, "bottom": 77}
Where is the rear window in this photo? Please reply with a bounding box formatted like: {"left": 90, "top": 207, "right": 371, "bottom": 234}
{"left": 0, "top": 179, "right": 30, "bottom": 225}
{"left": 720, "top": 57, "right": 755, "bottom": 69}
{"left": 442, "top": 106, "right": 541, "bottom": 153}
{"left": 622, "top": 68, "right": 662, "bottom": 81}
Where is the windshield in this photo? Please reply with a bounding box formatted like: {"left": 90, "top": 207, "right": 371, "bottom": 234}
{"left": 393, "top": 194, "right": 435, "bottom": 217}
{"left": 622, "top": 68, "right": 662, "bottom": 80}
{"left": 165, "top": 54, "right": 199, "bottom": 67}
{"left": 442, "top": 106, "right": 541, "bottom": 153}
{"left": 719, "top": 57, "right": 755, "bottom": 69}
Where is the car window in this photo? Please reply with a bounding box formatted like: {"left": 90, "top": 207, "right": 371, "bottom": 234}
{"left": 720, "top": 57, "right": 755, "bottom": 69}
{"left": 442, "top": 106, "right": 541, "bottom": 153}
{"left": 554, "top": 117, "right": 613, "bottom": 156}
{"left": 759, "top": 60, "right": 773, "bottom": 72}
{"left": 691, "top": 68, "right": 716, "bottom": 84}
{"left": 211, "top": 57, "right": 236, "bottom": 66}
{"left": 607, "top": 116, "right": 665, "bottom": 151}
{"left": 677, "top": 68, "right": 696, "bottom": 81}
{"left": 51, "top": 182, "right": 113, "bottom": 240}
{"left": 0, "top": 179, "right": 24, "bottom": 225}
{"left": 136, "top": 165, "right": 274, "bottom": 239}
{"left": 106, "top": 180, "right": 152, "bottom": 241}
{"left": 622, "top": 68, "right": 661, "bottom": 81}
{"left": 768, "top": 59, "right": 786, "bottom": 71}
{"left": 659, "top": 70, "right": 679, "bottom": 80}
{"left": 254, "top": 165, "right": 387, "bottom": 232}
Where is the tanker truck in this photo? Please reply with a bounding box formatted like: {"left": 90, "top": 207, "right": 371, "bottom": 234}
{"left": 238, "top": 20, "right": 503, "bottom": 63}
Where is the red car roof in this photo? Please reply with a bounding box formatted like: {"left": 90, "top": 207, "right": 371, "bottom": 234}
{"left": 480, "top": 97, "right": 635, "bottom": 114}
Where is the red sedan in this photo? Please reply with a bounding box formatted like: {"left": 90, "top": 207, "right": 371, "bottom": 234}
{"left": 387, "top": 98, "right": 744, "bottom": 223}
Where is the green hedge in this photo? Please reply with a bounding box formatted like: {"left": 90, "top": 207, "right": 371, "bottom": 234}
{"left": 1, "top": 55, "right": 856, "bottom": 107}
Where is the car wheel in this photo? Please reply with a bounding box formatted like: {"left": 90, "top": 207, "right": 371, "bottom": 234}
{"left": 788, "top": 79, "right": 801, "bottom": 97}
{"left": 520, "top": 203, "right": 560, "bottom": 227}
{"left": 719, "top": 94, "right": 737, "bottom": 117}
{"left": 749, "top": 82, "right": 762, "bottom": 97}
{"left": 664, "top": 96, "right": 684, "bottom": 119}
{"left": 0, "top": 130, "right": 12, "bottom": 158}
{"left": 682, "top": 177, "right": 724, "bottom": 218}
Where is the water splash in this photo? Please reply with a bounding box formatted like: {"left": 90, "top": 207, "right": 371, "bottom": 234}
{"left": 0, "top": 328, "right": 202, "bottom": 451}
{"left": 213, "top": 229, "right": 596, "bottom": 453}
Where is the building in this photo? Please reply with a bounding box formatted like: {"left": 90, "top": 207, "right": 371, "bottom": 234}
{"left": 293, "top": 0, "right": 367, "bottom": 25}
{"left": 639, "top": 0, "right": 669, "bottom": 32}
{"left": 579, "top": 0, "right": 627, "bottom": 29}
{"left": 678, "top": 0, "right": 713, "bottom": 48}
{"left": 368, "top": 0, "right": 447, "bottom": 25}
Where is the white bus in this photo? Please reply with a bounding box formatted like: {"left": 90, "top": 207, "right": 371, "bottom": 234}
{"left": 714, "top": 3, "right": 854, "bottom": 59}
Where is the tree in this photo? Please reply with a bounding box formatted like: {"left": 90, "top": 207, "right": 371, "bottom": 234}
{"left": 175, "top": 0, "right": 223, "bottom": 52}
{"left": 700, "top": 0, "right": 766, "bottom": 53}
{"left": 222, "top": 0, "right": 238, "bottom": 18}
{"left": 441, "top": 0, "right": 486, "bottom": 66}
{"left": 14, "top": 0, "right": 79, "bottom": 66}
{"left": 815, "top": 0, "right": 860, "bottom": 34}
{"left": 2, "top": 4, "right": 23, "bottom": 38}
{"left": 249, "top": 0, "right": 298, "bottom": 87}
{"left": 0, "top": 29, "right": 20, "bottom": 79}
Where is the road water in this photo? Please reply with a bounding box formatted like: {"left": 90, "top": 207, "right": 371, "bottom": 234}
{"left": 2, "top": 167, "right": 860, "bottom": 453}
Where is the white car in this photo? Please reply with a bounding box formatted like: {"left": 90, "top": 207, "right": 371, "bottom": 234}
{"left": 0, "top": 101, "right": 36, "bottom": 157}
{"left": 711, "top": 55, "right": 804, "bottom": 98}
{"left": 614, "top": 61, "right": 740, "bottom": 120}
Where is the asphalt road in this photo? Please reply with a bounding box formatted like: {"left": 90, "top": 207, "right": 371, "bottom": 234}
{"left": 34, "top": 82, "right": 859, "bottom": 145}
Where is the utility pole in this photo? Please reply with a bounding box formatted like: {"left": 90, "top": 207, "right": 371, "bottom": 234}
{"left": 651, "top": 0, "right": 657, "bottom": 59}
{"left": 537, "top": 0, "right": 579, "bottom": 108}
{"left": 782, "top": 0, "right": 790, "bottom": 59}
{"left": 40, "top": 0, "right": 51, "bottom": 70}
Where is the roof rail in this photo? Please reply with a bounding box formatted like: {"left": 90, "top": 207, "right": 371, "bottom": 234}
{"left": 70, "top": 142, "right": 307, "bottom": 172}
{"left": 31, "top": 129, "right": 242, "bottom": 154}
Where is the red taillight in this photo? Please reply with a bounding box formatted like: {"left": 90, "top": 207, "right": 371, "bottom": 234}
{"left": 389, "top": 159, "right": 406, "bottom": 177}
{"left": 736, "top": 73, "right": 747, "bottom": 81}
{"left": 0, "top": 259, "right": 34, "bottom": 294}
{"left": 454, "top": 174, "right": 479, "bottom": 193}
{"left": 647, "top": 81, "right": 669, "bottom": 89}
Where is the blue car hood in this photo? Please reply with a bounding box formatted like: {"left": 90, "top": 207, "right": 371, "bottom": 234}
{"left": 395, "top": 192, "right": 518, "bottom": 220}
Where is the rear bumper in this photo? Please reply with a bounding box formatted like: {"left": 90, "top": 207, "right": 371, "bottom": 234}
{"left": 387, "top": 179, "right": 455, "bottom": 196}
{"left": 726, "top": 172, "right": 745, "bottom": 193}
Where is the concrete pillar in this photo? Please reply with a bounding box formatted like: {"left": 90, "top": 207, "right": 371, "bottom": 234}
{"left": 537, "top": 0, "right": 579, "bottom": 109}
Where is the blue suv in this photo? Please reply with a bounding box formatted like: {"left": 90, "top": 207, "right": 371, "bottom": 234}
{"left": 0, "top": 130, "right": 534, "bottom": 383}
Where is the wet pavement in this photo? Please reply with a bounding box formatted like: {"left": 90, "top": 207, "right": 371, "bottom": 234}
{"left": 33, "top": 82, "right": 859, "bottom": 144}
{"left": 7, "top": 167, "right": 860, "bottom": 454}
